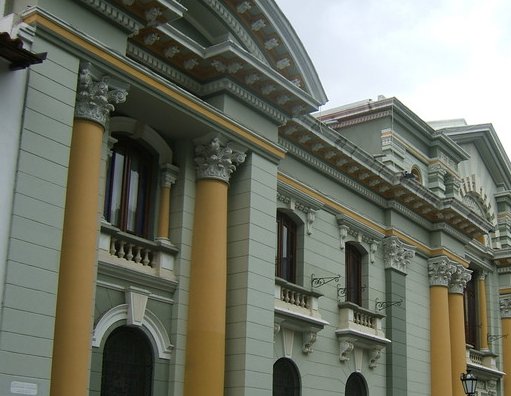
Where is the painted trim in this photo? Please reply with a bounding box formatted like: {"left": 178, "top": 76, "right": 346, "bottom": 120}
{"left": 22, "top": 10, "right": 286, "bottom": 161}
{"left": 92, "top": 304, "right": 173, "bottom": 360}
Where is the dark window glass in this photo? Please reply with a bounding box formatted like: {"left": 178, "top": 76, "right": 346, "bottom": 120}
{"left": 273, "top": 358, "right": 300, "bottom": 396}
{"left": 276, "top": 212, "right": 297, "bottom": 283}
{"left": 101, "top": 326, "right": 153, "bottom": 396}
{"left": 346, "top": 244, "right": 362, "bottom": 305}
{"left": 464, "top": 272, "right": 478, "bottom": 347}
{"left": 345, "top": 372, "right": 367, "bottom": 396}
{"left": 104, "top": 138, "right": 152, "bottom": 237}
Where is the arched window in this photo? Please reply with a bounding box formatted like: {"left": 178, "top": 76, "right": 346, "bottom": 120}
{"left": 410, "top": 166, "right": 422, "bottom": 184}
{"left": 104, "top": 137, "right": 153, "bottom": 238}
{"left": 345, "top": 372, "right": 368, "bottom": 396}
{"left": 276, "top": 212, "right": 297, "bottom": 283}
{"left": 273, "top": 358, "right": 300, "bottom": 396}
{"left": 101, "top": 326, "right": 153, "bottom": 396}
{"left": 346, "top": 243, "right": 362, "bottom": 306}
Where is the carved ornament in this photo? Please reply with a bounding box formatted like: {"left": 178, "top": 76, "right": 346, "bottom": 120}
{"left": 382, "top": 236, "right": 415, "bottom": 274}
{"left": 194, "top": 137, "right": 246, "bottom": 183}
{"left": 74, "top": 63, "right": 128, "bottom": 128}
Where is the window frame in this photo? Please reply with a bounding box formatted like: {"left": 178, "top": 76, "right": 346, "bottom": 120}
{"left": 464, "top": 270, "right": 478, "bottom": 348}
{"left": 345, "top": 243, "right": 363, "bottom": 306}
{"left": 276, "top": 211, "right": 297, "bottom": 283}
{"left": 104, "top": 137, "right": 154, "bottom": 239}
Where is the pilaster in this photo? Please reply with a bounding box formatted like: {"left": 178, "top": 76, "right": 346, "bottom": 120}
{"left": 383, "top": 236, "right": 414, "bottom": 396}
{"left": 157, "top": 163, "right": 178, "bottom": 240}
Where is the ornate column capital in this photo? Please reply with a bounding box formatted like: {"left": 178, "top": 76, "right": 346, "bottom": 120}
{"left": 500, "top": 296, "right": 511, "bottom": 319}
{"left": 428, "top": 256, "right": 456, "bottom": 287}
{"left": 448, "top": 264, "right": 472, "bottom": 294}
{"left": 382, "top": 236, "right": 415, "bottom": 275}
{"left": 160, "top": 163, "right": 179, "bottom": 188}
{"left": 74, "top": 62, "right": 128, "bottom": 128}
{"left": 194, "top": 136, "right": 246, "bottom": 183}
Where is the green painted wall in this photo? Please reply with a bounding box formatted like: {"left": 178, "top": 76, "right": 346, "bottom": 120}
{"left": 0, "top": 35, "right": 78, "bottom": 396}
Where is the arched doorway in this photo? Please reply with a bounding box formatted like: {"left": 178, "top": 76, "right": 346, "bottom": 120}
{"left": 100, "top": 326, "right": 153, "bottom": 396}
{"left": 345, "top": 372, "right": 368, "bottom": 396}
{"left": 273, "top": 358, "right": 301, "bottom": 396}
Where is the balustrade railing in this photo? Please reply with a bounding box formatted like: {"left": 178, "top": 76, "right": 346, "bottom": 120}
{"left": 274, "top": 278, "right": 323, "bottom": 323}
{"left": 109, "top": 237, "right": 153, "bottom": 267}
{"left": 280, "top": 285, "right": 310, "bottom": 308}
{"left": 98, "top": 222, "right": 178, "bottom": 280}
{"left": 338, "top": 301, "right": 385, "bottom": 335}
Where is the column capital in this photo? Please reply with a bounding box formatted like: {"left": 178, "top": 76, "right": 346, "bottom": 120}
{"left": 428, "top": 256, "right": 456, "bottom": 287}
{"left": 448, "top": 264, "right": 472, "bottom": 294}
{"left": 74, "top": 62, "right": 128, "bottom": 128}
{"left": 194, "top": 136, "right": 246, "bottom": 183}
{"left": 382, "top": 236, "right": 415, "bottom": 275}
{"left": 500, "top": 296, "right": 511, "bottom": 318}
{"left": 160, "top": 163, "right": 179, "bottom": 188}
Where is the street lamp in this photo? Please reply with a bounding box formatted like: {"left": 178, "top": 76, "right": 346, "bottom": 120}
{"left": 460, "top": 369, "right": 478, "bottom": 395}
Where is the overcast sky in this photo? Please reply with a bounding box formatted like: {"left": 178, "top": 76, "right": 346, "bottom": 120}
{"left": 275, "top": 0, "right": 511, "bottom": 157}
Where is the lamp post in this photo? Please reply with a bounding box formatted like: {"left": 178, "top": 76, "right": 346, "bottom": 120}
{"left": 460, "top": 369, "right": 478, "bottom": 396}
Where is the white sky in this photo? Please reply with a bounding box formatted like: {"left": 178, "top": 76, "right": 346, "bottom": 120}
{"left": 275, "top": 0, "right": 511, "bottom": 158}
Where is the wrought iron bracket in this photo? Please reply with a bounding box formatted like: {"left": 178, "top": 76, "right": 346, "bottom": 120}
{"left": 374, "top": 298, "right": 403, "bottom": 311}
{"left": 311, "top": 273, "right": 341, "bottom": 288}
{"left": 337, "top": 284, "right": 367, "bottom": 300}
{"left": 487, "top": 334, "right": 507, "bottom": 343}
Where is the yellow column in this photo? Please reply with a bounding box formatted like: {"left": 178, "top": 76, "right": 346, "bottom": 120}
{"left": 449, "top": 264, "right": 472, "bottom": 396}
{"left": 501, "top": 297, "right": 511, "bottom": 396}
{"left": 157, "top": 163, "right": 177, "bottom": 239}
{"left": 429, "top": 256, "right": 455, "bottom": 396}
{"left": 50, "top": 63, "right": 127, "bottom": 396}
{"left": 478, "top": 273, "right": 489, "bottom": 351}
{"left": 184, "top": 137, "right": 245, "bottom": 396}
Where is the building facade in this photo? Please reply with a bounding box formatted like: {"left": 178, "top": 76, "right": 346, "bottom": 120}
{"left": 0, "top": 1, "right": 511, "bottom": 396}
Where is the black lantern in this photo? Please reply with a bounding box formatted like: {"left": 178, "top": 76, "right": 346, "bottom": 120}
{"left": 460, "top": 369, "right": 478, "bottom": 395}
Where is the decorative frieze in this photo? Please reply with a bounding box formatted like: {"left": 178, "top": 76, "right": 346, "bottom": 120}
{"left": 382, "top": 236, "right": 415, "bottom": 274}
{"left": 448, "top": 264, "right": 472, "bottom": 294}
{"left": 194, "top": 137, "right": 246, "bottom": 183}
{"left": 74, "top": 63, "right": 128, "bottom": 128}
{"left": 428, "top": 256, "right": 455, "bottom": 287}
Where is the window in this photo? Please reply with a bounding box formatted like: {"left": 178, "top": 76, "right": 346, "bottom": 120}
{"left": 410, "top": 166, "right": 422, "bottom": 184}
{"left": 276, "top": 212, "right": 297, "bottom": 283}
{"left": 104, "top": 138, "right": 153, "bottom": 238}
{"left": 345, "top": 372, "right": 368, "bottom": 396}
{"left": 273, "top": 358, "right": 300, "bottom": 396}
{"left": 345, "top": 243, "right": 362, "bottom": 306}
{"left": 101, "top": 326, "right": 153, "bottom": 396}
{"left": 464, "top": 270, "right": 478, "bottom": 348}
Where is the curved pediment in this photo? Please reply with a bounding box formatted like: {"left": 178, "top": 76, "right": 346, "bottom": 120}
{"left": 80, "top": 0, "right": 327, "bottom": 120}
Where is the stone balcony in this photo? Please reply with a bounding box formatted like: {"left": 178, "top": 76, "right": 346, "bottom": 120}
{"left": 336, "top": 301, "right": 390, "bottom": 369}
{"left": 274, "top": 278, "right": 328, "bottom": 354}
{"left": 98, "top": 221, "right": 178, "bottom": 283}
{"left": 466, "top": 346, "right": 504, "bottom": 383}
